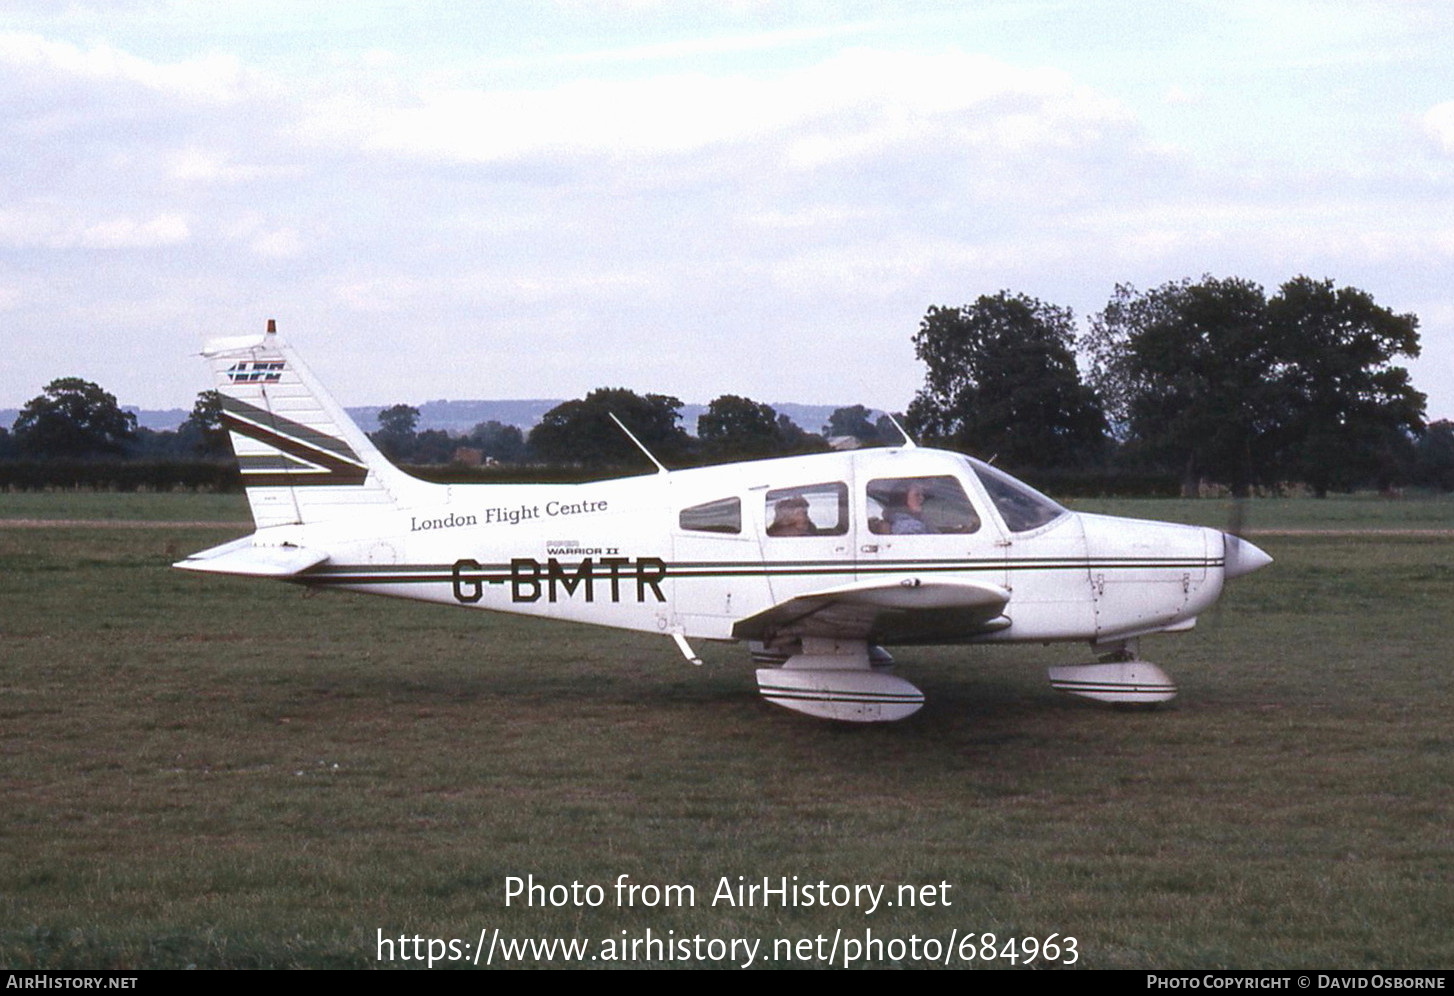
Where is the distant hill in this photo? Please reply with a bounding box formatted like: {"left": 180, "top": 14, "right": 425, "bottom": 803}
{"left": 351, "top": 399, "right": 564, "bottom": 434}
{"left": 3, "top": 400, "right": 885, "bottom": 437}
{"left": 353, "top": 400, "right": 873, "bottom": 436}
{"left": 0, "top": 401, "right": 564, "bottom": 435}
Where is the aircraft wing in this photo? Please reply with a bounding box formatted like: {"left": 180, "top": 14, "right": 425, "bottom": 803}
{"left": 172, "top": 536, "right": 330, "bottom": 577}
{"left": 731, "top": 577, "right": 1011, "bottom": 646}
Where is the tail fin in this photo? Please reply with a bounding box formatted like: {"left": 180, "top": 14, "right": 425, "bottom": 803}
{"left": 204, "top": 321, "right": 428, "bottom": 528}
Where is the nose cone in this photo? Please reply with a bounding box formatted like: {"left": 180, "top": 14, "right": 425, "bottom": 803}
{"left": 1223, "top": 533, "right": 1273, "bottom": 579}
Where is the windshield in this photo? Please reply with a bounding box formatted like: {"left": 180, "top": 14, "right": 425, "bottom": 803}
{"left": 964, "top": 458, "right": 1067, "bottom": 533}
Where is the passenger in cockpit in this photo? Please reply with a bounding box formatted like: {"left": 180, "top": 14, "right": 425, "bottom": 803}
{"left": 767, "top": 495, "right": 816, "bottom": 536}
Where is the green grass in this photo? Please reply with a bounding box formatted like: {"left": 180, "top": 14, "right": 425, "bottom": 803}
{"left": 1, "top": 497, "right": 1451, "bottom": 968}
{"left": 0, "top": 491, "right": 249, "bottom": 522}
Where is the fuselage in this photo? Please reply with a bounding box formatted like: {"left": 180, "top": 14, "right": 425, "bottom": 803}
{"left": 261, "top": 446, "right": 1233, "bottom": 649}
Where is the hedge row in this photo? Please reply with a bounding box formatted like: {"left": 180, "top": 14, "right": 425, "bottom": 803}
{"left": 0, "top": 460, "right": 240, "bottom": 492}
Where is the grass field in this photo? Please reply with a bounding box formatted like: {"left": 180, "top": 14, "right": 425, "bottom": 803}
{"left": 1, "top": 494, "right": 1451, "bottom": 969}
{"left": 0, "top": 491, "right": 249, "bottom": 523}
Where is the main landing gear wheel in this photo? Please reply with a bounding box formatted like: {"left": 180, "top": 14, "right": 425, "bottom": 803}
{"left": 1047, "top": 639, "right": 1178, "bottom": 706}
{"left": 755, "top": 638, "right": 924, "bottom": 722}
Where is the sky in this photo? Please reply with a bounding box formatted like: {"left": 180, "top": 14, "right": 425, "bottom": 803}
{"left": 2, "top": 0, "right": 1451, "bottom": 421}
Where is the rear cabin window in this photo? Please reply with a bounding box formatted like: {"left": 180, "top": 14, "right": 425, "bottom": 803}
{"left": 865, "top": 476, "right": 980, "bottom": 535}
{"left": 679, "top": 496, "right": 741, "bottom": 534}
{"left": 765, "top": 482, "right": 848, "bottom": 537}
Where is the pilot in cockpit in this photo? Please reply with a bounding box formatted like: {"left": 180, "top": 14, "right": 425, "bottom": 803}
{"left": 887, "top": 482, "right": 930, "bottom": 534}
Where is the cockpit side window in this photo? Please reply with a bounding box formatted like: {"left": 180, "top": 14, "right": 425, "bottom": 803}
{"left": 865, "top": 476, "right": 980, "bottom": 535}
{"left": 679, "top": 496, "right": 741, "bottom": 534}
{"left": 765, "top": 482, "right": 848, "bottom": 537}
{"left": 967, "top": 459, "right": 1066, "bottom": 533}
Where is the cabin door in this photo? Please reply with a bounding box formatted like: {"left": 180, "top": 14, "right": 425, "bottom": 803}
{"left": 856, "top": 472, "right": 1008, "bottom": 590}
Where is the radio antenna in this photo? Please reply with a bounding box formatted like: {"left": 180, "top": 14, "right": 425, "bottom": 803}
{"left": 608, "top": 413, "right": 669, "bottom": 474}
{"left": 884, "top": 412, "right": 917, "bottom": 449}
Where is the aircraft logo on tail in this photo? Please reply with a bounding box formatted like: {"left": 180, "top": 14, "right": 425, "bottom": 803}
{"left": 225, "top": 360, "right": 285, "bottom": 383}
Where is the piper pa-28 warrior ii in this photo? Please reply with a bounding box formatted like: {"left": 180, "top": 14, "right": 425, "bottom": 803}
{"left": 176, "top": 322, "right": 1272, "bottom": 723}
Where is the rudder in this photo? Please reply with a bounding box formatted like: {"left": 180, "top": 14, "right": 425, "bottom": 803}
{"left": 204, "top": 320, "right": 427, "bottom": 528}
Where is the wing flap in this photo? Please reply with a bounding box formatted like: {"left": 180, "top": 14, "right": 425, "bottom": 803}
{"left": 173, "top": 535, "right": 330, "bottom": 577}
{"left": 732, "top": 577, "right": 1010, "bottom": 645}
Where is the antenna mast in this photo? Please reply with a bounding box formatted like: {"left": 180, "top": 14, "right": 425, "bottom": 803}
{"left": 608, "top": 413, "right": 669, "bottom": 474}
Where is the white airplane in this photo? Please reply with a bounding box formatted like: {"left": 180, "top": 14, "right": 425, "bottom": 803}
{"left": 175, "top": 322, "right": 1272, "bottom": 723}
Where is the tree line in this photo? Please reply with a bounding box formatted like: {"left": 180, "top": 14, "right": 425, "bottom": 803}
{"left": 905, "top": 276, "right": 1434, "bottom": 496}
{"left": 0, "top": 384, "right": 236, "bottom": 490}
{"left": 368, "top": 393, "right": 841, "bottom": 467}
{"left": 5, "top": 273, "right": 1453, "bottom": 495}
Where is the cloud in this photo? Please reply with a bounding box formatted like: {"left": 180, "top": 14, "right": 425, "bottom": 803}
{"left": 0, "top": 207, "right": 190, "bottom": 248}
{"left": 169, "top": 147, "right": 298, "bottom": 183}
{"left": 1424, "top": 100, "right": 1454, "bottom": 155}
{"left": 489, "top": 18, "right": 880, "bottom": 68}
{"left": 249, "top": 226, "right": 304, "bottom": 258}
{"left": 297, "top": 47, "right": 1134, "bottom": 170}
{"left": 1162, "top": 85, "right": 1203, "bottom": 106}
{"left": 0, "top": 30, "right": 254, "bottom": 103}
{"left": 1, "top": 13, "right": 1449, "bottom": 418}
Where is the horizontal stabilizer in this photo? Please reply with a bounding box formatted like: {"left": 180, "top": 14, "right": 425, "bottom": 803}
{"left": 172, "top": 536, "right": 329, "bottom": 577}
{"left": 733, "top": 577, "right": 1010, "bottom": 645}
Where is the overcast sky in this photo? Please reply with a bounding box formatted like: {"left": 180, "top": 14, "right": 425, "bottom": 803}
{"left": 2, "top": 0, "right": 1451, "bottom": 422}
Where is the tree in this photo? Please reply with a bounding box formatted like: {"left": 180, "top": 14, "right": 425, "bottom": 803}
{"left": 12, "top": 378, "right": 137, "bottom": 458}
{"left": 1413, "top": 420, "right": 1454, "bottom": 492}
{"left": 875, "top": 414, "right": 909, "bottom": 446}
{"left": 698, "top": 395, "right": 783, "bottom": 459}
{"left": 371, "top": 404, "right": 420, "bottom": 461}
{"left": 775, "top": 413, "right": 827, "bottom": 455}
{"left": 823, "top": 405, "right": 880, "bottom": 445}
{"left": 528, "top": 388, "right": 691, "bottom": 468}
{"left": 1088, "top": 277, "right": 1275, "bottom": 494}
{"left": 907, "top": 292, "right": 1107, "bottom": 469}
{"left": 127, "top": 426, "right": 191, "bottom": 459}
{"left": 1266, "top": 277, "right": 1424, "bottom": 496}
{"left": 465, "top": 420, "right": 528, "bottom": 464}
{"left": 412, "top": 429, "right": 457, "bottom": 464}
{"left": 1088, "top": 275, "right": 1424, "bottom": 496}
{"left": 177, "top": 390, "right": 231, "bottom": 458}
